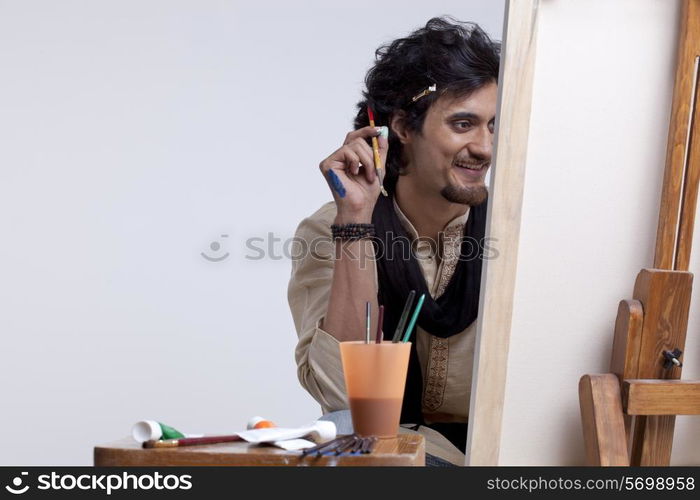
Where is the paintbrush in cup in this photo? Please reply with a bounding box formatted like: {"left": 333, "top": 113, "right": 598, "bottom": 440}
{"left": 392, "top": 290, "right": 416, "bottom": 342}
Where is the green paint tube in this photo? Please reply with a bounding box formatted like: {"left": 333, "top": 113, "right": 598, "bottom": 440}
{"left": 158, "top": 422, "right": 185, "bottom": 440}
{"left": 132, "top": 420, "right": 186, "bottom": 442}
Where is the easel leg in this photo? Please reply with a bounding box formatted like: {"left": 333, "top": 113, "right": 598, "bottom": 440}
{"left": 630, "top": 415, "right": 677, "bottom": 466}
{"left": 579, "top": 374, "right": 630, "bottom": 466}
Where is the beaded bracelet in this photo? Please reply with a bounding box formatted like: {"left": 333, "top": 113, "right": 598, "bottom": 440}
{"left": 331, "top": 223, "right": 376, "bottom": 241}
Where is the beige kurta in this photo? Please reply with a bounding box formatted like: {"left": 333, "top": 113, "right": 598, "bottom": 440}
{"left": 288, "top": 199, "right": 477, "bottom": 464}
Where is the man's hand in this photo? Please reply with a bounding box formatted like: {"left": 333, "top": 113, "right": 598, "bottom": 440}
{"left": 319, "top": 126, "right": 389, "bottom": 224}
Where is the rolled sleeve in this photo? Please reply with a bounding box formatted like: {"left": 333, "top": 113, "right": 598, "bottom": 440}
{"left": 297, "top": 318, "right": 348, "bottom": 412}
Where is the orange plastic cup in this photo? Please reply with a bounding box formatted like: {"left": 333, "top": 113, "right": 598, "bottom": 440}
{"left": 339, "top": 341, "right": 411, "bottom": 438}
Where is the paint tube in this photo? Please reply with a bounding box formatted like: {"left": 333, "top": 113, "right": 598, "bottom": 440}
{"left": 235, "top": 421, "right": 336, "bottom": 444}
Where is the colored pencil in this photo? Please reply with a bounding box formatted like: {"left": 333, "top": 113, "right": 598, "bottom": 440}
{"left": 392, "top": 290, "right": 416, "bottom": 343}
{"left": 401, "top": 293, "right": 426, "bottom": 343}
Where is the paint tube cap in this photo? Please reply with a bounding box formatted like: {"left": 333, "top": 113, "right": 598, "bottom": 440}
{"left": 247, "top": 416, "right": 276, "bottom": 430}
{"left": 310, "top": 420, "right": 336, "bottom": 442}
{"left": 132, "top": 420, "right": 161, "bottom": 442}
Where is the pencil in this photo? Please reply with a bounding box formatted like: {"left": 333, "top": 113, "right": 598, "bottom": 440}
{"left": 367, "top": 106, "right": 388, "bottom": 197}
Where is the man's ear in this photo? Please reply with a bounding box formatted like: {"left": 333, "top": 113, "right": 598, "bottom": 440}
{"left": 390, "top": 110, "right": 412, "bottom": 145}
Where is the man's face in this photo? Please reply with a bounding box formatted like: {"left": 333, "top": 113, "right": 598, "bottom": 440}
{"left": 401, "top": 81, "right": 497, "bottom": 206}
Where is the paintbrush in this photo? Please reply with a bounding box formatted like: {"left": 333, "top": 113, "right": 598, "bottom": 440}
{"left": 376, "top": 304, "right": 384, "bottom": 343}
{"left": 360, "top": 436, "right": 377, "bottom": 454}
{"left": 392, "top": 290, "right": 416, "bottom": 342}
{"left": 366, "top": 301, "right": 371, "bottom": 344}
{"left": 143, "top": 435, "right": 243, "bottom": 449}
{"left": 335, "top": 436, "right": 359, "bottom": 455}
{"left": 368, "top": 106, "right": 388, "bottom": 197}
{"left": 300, "top": 435, "right": 355, "bottom": 457}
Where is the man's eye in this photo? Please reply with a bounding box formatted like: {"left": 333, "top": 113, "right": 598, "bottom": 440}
{"left": 455, "top": 121, "right": 473, "bottom": 129}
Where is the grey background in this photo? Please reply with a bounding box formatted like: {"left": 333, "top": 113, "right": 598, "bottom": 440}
{"left": 0, "top": 0, "right": 504, "bottom": 465}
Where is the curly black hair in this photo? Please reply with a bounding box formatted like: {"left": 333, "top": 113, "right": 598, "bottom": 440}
{"left": 353, "top": 16, "right": 500, "bottom": 193}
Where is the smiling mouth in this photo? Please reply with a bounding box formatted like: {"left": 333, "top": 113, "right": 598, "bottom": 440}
{"left": 453, "top": 161, "right": 489, "bottom": 172}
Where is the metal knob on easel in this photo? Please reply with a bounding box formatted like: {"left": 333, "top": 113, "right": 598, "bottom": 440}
{"left": 662, "top": 349, "right": 683, "bottom": 369}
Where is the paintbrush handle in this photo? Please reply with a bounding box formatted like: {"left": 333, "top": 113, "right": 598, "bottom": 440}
{"left": 367, "top": 106, "right": 388, "bottom": 197}
{"left": 371, "top": 136, "right": 382, "bottom": 170}
{"left": 392, "top": 290, "right": 416, "bottom": 342}
{"left": 144, "top": 435, "right": 243, "bottom": 448}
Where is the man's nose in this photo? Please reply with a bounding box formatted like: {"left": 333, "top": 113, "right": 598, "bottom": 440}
{"left": 467, "top": 126, "right": 492, "bottom": 162}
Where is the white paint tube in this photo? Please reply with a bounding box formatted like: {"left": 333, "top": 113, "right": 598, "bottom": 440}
{"left": 236, "top": 421, "right": 336, "bottom": 444}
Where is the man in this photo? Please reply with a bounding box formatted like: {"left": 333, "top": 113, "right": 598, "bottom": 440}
{"left": 288, "top": 17, "right": 499, "bottom": 465}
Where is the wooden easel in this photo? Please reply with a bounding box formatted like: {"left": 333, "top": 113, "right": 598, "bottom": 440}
{"left": 579, "top": 0, "right": 700, "bottom": 466}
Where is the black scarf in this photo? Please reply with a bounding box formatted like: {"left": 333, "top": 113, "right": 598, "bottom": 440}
{"left": 371, "top": 193, "right": 487, "bottom": 426}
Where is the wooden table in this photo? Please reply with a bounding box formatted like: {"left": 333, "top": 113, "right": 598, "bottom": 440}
{"left": 94, "top": 435, "right": 425, "bottom": 466}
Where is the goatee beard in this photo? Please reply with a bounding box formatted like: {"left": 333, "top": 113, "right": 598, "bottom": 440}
{"left": 440, "top": 183, "right": 488, "bottom": 206}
